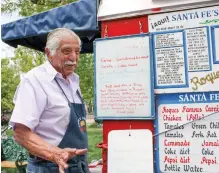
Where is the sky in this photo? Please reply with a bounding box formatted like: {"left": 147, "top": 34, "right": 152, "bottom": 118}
{"left": 1, "top": 11, "right": 23, "bottom": 58}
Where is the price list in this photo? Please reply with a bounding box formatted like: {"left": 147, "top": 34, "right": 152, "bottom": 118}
{"left": 156, "top": 92, "right": 219, "bottom": 173}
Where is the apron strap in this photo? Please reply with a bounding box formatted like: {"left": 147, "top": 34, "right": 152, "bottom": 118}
{"left": 76, "top": 90, "right": 84, "bottom": 104}
{"left": 54, "top": 78, "right": 71, "bottom": 103}
{"left": 54, "top": 78, "right": 84, "bottom": 104}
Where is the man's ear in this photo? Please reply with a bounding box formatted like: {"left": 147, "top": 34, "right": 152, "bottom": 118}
{"left": 45, "top": 48, "right": 52, "bottom": 60}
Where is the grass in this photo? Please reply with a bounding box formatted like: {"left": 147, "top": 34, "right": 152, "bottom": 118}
{"left": 1, "top": 168, "right": 18, "bottom": 173}
{"left": 87, "top": 123, "right": 103, "bottom": 163}
{"left": 1, "top": 123, "right": 102, "bottom": 172}
{"left": 5, "top": 130, "right": 14, "bottom": 137}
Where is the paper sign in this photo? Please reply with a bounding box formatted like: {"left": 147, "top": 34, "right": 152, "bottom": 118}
{"left": 108, "top": 130, "right": 154, "bottom": 173}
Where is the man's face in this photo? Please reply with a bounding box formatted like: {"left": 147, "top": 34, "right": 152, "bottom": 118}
{"left": 48, "top": 35, "right": 80, "bottom": 78}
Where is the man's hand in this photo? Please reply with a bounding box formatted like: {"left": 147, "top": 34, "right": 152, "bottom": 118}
{"left": 50, "top": 147, "right": 88, "bottom": 173}
{"left": 13, "top": 123, "right": 88, "bottom": 173}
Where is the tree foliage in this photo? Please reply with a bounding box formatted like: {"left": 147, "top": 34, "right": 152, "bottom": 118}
{"left": 1, "top": 58, "right": 20, "bottom": 111}
{"left": 12, "top": 46, "right": 45, "bottom": 73}
{"left": 1, "top": 0, "right": 78, "bottom": 16}
{"left": 76, "top": 54, "right": 94, "bottom": 112}
{"left": 1, "top": 47, "right": 45, "bottom": 112}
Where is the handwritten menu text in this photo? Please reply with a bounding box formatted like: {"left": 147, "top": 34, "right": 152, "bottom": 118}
{"left": 95, "top": 35, "right": 153, "bottom": 118}
{"left": 100, "top": 83, "right": 148, "bottom": 114}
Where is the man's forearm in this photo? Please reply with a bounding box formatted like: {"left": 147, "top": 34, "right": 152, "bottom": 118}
{"left": 13, "top": 123, "right": 88, "bottom": 171}
{"left": 14, "top": 123, "right": 56, "bottom": 161}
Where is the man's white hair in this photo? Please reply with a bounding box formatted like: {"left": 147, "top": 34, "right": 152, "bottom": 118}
{"left": 46, "top": 28, "right": 81, "bottom": 56}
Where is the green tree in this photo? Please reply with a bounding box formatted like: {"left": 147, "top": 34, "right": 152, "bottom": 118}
{"left": 76, "top": 54, "right": 94, "bottom": 113}
{"left": 13, "top": 46, "right": 45, "bottom": 73}
{"left": 1, "top": 0, "right": 78, "bottom": 16}
{"left": 1, "top": 46, "right": 45, "bottom": 112}
{"left": 1, "top": 58, "right": 20, "bottom": 111}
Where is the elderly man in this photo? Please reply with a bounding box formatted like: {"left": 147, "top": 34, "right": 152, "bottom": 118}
{"left": 10, "top": 28, "right": 89, "bottom": 173}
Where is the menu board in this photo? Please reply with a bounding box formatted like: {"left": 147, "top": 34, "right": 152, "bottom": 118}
{"left": 155, "top": 92, "right": 219, "bottom": 173}
{"left": 185, "top": 27, "right": 211, "bottom": 71}
{"left": 212, "top": 25, "right": 219, "bottom": 64}
{"left": 94, "top": 34, "right": 154, "bottom": 119}
{"left": 149, "top": 6, "right": 219, "bottom": 93}
{"left": 153, "top": 31, "right": 188, "bottom": 88}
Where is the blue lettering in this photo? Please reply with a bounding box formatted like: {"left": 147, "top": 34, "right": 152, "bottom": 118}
{"left": 188, "top": 12, "right": 194, "bottom": 19}
{"left": 207, "top": 10, "right": 212, "bottom": 17}
{"left": 194, "top": 12, "right": 199, "bottom": 19}
{"left": 177, "top": 14, "right": 182, "bottom": 21}
{"left": 183, "top": 14, "right": 188, "bottom": 20}
{"left": 171, "top": 10, "right": 217, "bottom": 22}
{"left": 214, "top": 10, "right": 219, "bottom": 16}
{"left": 201, "top": 11, "right": 206, "bottom": 18}
{"left": 172, "top": 12, "right": 201, "bottom": 21}
{"left": 172, "top": 15, "right": 176, "bottom": 21}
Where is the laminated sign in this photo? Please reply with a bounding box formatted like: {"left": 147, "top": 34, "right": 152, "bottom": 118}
{"left": 150, "top": 6, "right": 219, "bottom": 173}
{"left": 94, "top": 34, "right": 155, "bottom": 120}
{"left": 154, "top": 92, "right": 219, "bottom": 173}
{"left": 149, "top": 6, "right": 219, "bottom": 94}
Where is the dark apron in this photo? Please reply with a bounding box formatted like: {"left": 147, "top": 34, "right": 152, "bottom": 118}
{"left": 27, "top": 79, "right": 89, "bottom": 173}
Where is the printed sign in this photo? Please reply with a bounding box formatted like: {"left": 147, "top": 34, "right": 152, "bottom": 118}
{"left": 155, "top": 92, "right": 219, "bottom": 173}
{"left": 185, "top": 27, "right": 211, "bottom": 71}
{"left": 212, "top": 25, "right": 219, "bottom": 64}
{"left": 149, "top": 6, "right": 219, "bottom": 93}
{"left": 149, "top": 6, "right": 219, "bottom": 32}
{"left": 153, "top": 31, "right": 188, "bottom": 88}
{"left": 108, "top": 130, "right": 154, "bottom": 173}
{"left": 94, "top": 34, "right": 154, "bottom": 119}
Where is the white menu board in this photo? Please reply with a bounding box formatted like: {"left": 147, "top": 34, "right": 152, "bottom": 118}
{"left": 155, "top": 92, "right": 219, "bottom": 173}
{"left": 149, "top": 6, "right": 219, "bottom": 93}
{"left": 108, "top": 130, "right": 154, "bottom": 173}
{"left": 94, "top": 34, "right": 154, "bottom": 119}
